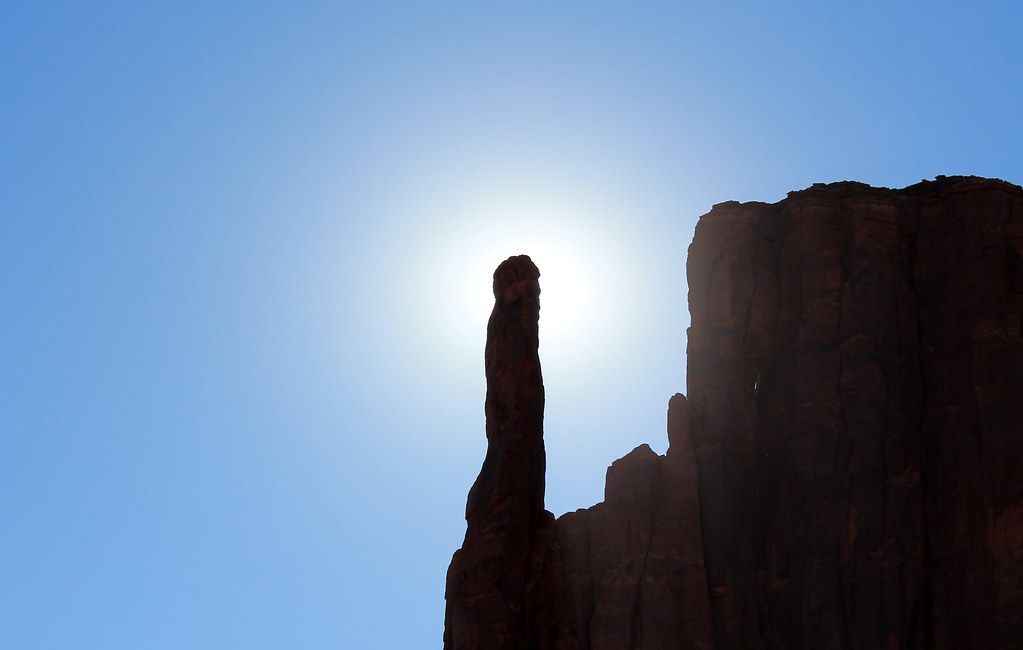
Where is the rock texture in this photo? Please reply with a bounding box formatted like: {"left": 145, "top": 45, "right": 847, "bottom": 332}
{"left": 687, "top": 176, "right": 1023, "bottom": 649}
{"left": 445, "top": 176, "right": 1023, "bottom": 649}
{"left": 444, "top": 255, "right": 566, "bottom": 649}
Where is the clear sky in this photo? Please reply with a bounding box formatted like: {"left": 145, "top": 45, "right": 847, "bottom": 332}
{"left": 3, "top": 2, "right": 1021, "bottom": 648}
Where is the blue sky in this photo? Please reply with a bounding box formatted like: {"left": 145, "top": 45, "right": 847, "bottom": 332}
{"left": 3, "top": 2, "right": 1021, "bottom": 648}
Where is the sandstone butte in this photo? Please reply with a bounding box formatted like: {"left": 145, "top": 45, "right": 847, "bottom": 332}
{"left": 443, "top": 176, "right": 1023, "bottom": 650}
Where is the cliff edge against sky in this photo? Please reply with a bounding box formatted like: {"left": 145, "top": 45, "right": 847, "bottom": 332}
{"left": 444, "top": 176, "right": 1023, "bottom": 649}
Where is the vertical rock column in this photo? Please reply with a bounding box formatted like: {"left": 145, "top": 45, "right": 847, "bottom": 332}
{"left": 685, "top": 177, "right": 1023, "bottom": 648}
{"left": 685, "top": 201, "right": 777, "bottom": 649}
{"left": 444, "top": 255, "right": 563, "bottom": 650}
{"left": 912, "top": 181, "right": 1023, "bottom": 648}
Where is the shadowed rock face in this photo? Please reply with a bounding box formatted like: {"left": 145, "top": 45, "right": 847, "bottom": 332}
{"left": 444, "top": 255, "right": 565, "bottom": 650}
{"left": 444, "top": 177, "right": 1023, "bottom": 649}
{"left": 687, "top": 176, "right": 1023, "bottom": 649}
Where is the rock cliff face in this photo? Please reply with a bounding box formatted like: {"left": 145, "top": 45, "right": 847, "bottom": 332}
{"left": 444, "top": 177, "right": 1023, "bottom": 649}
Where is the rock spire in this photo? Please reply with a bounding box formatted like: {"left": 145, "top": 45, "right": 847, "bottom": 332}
{"left": 444, "top": 177, "right": 1023, "bottom": 649}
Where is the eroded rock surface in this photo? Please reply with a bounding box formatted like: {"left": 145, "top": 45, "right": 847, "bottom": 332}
{"left": 687, "top": 176, "right": 1023, "bottom": 648}
{"left": 444, "top": 254, "right": 565, "bottom": 649}
{"left": 445, "top": 177, "right": 1023, "bottom": 649}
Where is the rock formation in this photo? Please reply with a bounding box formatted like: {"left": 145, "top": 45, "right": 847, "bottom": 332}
{"left": 444, "top": 255, "right": 567, "bottom": 649}
{"left": 444, "top": 176, "right": 1023, "bottom": 649}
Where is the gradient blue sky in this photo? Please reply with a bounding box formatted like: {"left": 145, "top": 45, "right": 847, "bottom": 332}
{"left": 3, "top": 2, "right": 1021, "bottom": 648}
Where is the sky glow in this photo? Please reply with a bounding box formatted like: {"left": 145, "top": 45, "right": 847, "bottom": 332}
{"left": 3, "top": 2, "right": 1022, "bottom": 649}
{"left": 429, "top": 190, "right": 632, "bottom": 366}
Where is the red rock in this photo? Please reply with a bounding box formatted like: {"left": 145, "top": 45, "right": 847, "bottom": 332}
{"left": 445, "top": 177, "right": 1023, "bottom": 649}
{"left": 444, "top": 255, "right": 567, "bottom": 650}
{"left": 687, "top": 176, "right": 1023, "bottom": 648}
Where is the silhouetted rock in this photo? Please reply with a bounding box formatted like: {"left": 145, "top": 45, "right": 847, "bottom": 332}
{"left": 687, "top": 176, "right": 1023, "bottom": 648}
{"left": 444, "top": 254, "right": 567, "bottom": 650}
{"left": 445, "top": 177, "right": 1023, "bottom": 649}
{"left": 557, "top": 417, "right": 714, "bottom": 650}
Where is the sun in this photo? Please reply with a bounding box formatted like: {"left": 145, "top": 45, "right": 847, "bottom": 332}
{"left": 462, "top": 238, "right": 588, "bottom": 344}
{"left": 420, "top": 188, "right": 630, "bottom": 375}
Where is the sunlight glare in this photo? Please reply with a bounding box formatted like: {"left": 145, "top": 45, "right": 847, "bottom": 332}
{"left": 426, "top": 189, "right": 628, "bottom": 372}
